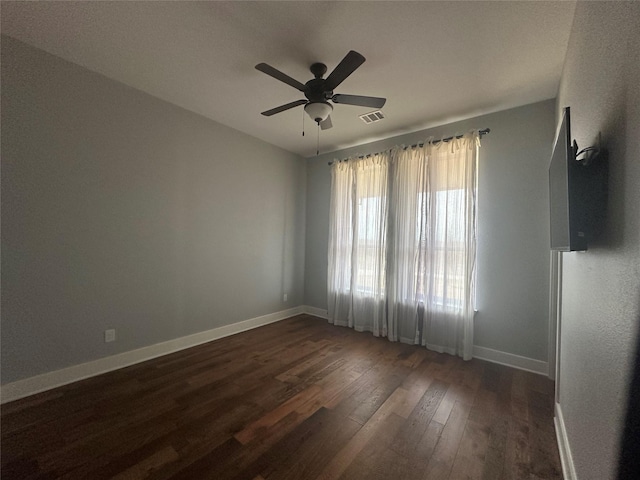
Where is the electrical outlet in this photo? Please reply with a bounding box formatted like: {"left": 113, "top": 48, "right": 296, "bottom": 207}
{"left": 104, "top": 329, "right": 116, "bottom": 343}
{"left": 283, "top": 293, "right": 288, "bottom": 302}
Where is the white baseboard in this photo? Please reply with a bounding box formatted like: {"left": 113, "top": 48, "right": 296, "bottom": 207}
{"left": 1, "top": 306, "right": 304, "bottom": 404}
{"left": 472, "top": 345, "right": 549, "bottom": 376}
{"left": 555, "top": 402, "right": 577, "bottom": 480}
{"left": 303, "top": 305, "right": 328, "bottom": 319}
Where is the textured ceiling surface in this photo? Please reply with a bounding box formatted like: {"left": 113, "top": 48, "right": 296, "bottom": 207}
{"left": 1, "top": 1, "right": 576, "bottom": 157}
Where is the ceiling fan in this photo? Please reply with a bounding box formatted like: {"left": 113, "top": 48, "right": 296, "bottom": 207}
{"left": 255, "top": 50, "right": 386, "bottom": 130}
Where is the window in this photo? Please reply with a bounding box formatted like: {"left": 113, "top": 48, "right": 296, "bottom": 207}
{"left": 355, "top": 195, "right": 386, "bottom": 295}
{"left": 416, "top": 188, "right": 469, "bottom": 310}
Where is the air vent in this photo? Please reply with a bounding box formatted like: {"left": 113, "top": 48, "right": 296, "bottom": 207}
{"left": 359, "top": 110, "right": 385, "bottom": 124}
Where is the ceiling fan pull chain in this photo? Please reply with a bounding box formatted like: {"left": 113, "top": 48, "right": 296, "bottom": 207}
{"left": 316, "top": 123, "right": 320, "bottom": 156}
{"left": 302, "top": 108, "right": 305, "bottom": 136}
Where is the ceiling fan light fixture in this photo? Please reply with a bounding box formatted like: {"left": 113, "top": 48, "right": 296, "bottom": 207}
{"left": 304, "top": 102, "right": 333, "bottom": 123}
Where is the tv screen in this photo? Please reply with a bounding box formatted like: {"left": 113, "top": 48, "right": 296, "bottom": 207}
{"left": 549, "top": 107, "right": 607, "bottom": 251}
{"left": 549, "top": 107, "right": 598, "bottom": 252}
{"left": 549, "top": 107, "right": 573, "bottom": 250}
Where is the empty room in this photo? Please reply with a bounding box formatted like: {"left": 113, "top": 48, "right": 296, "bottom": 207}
{"left": 1, "top": 2, "right": 639, "bottom": 479}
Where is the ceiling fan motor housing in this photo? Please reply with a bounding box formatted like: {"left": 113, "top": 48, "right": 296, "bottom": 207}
{"left": 304, "top": 78, "right": 333, "bottom": 103}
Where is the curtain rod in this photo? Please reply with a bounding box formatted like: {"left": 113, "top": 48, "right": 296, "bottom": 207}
{"left": 328, "top": 128, "right": 490, "bottom": 165}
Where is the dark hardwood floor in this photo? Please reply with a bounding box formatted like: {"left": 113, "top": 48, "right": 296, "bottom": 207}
{"left": 1, "top": 315, "right": 562, "bottom": 479}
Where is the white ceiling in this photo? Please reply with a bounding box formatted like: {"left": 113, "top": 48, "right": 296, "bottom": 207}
{"left": 1, "top": 1, "right": 576, "bottom": 158}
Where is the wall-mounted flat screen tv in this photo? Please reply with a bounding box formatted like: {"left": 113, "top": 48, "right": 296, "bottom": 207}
{"left": 549, "top": 107, "right": 587, "bottom": 251}
{"left": 549, "top": 107, "right": 607, "bottom": 252}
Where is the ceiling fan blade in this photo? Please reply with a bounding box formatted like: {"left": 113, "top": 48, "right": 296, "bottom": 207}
{"left": 261, "top": 99, "right": 307, "bottom": 116}
{"left": 255, "top": 63, "right": 307, "bottom": 92}
{"left": 320, "top": 115, "right": 333, "bottom": 130}
{"left": 332, "top": 94, "right": 386, "bottom": 109}
{"left": 324, "top": 51, "right": 366, "bottom": 91}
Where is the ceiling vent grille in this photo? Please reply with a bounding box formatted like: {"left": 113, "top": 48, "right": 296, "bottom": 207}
{"left": 359, "top": 110, "right": 385, "bottom": 124}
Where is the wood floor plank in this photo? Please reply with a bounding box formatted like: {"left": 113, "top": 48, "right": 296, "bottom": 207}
{"left": 448, "top": 419, "right": 492, "bottom": 480}
{"left": 423, "top": 400, "right": 473, "bottom": 480}
{"left": 0, "top": 315, "right": 562, "bottom": 480}
{"left": 527, "top": 390, "right": 563, "bottom": 479}
{"left": 395, "top": 382, "right": 431, "bottom": 419}
{"left": 389, "top": 379, "right": 447, "bottom": 458}
{"left": 275, "top": 341, "right": 338, "bottom": 383}
{"left": 481, "top": 412, "right": 509, "bottom": 480}
{"left": 337, "top": 412, "right": 407, "bottom": 480}
{"left": 315, "top": 386, "right": 411, "bottom": 480}
{"left": 234, "top": 384, "right": 322, "bottom": 444}
{"left": 501, "top": 416, "right": 531, "bottom": 480}
{"left": 110, "top": 446, "right": 179, "bottom": 480}
{"left": 256, "top": 407, "right": 361, "bottom": 480}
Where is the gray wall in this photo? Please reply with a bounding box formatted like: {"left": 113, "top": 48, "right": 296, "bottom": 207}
{"left": 556, "top": 2, "right": 640, "bottom": 479}
{"left": 1, "top": 37, "right": 306, "bottom": 384}
{"left": 305, "top": 100, "right": 556, "bottom": 362}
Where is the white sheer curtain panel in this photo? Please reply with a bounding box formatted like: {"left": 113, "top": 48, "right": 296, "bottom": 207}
{"left": 327, "top": 132, "right": 479, "bottom": 360}
{"left": 417, "top": 135, "right": 479, "bottom": 360}
{"left": 327, "top": 160, "right": 354, "bottom": 325}
{"left": 386, "top": 147, "right": 427, "bottom": 343}
{"left": 328, "top": 153, "right": 389, "bottom": 336}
